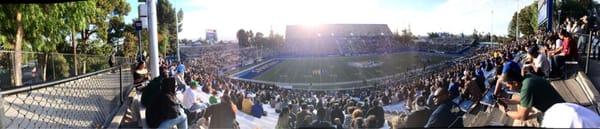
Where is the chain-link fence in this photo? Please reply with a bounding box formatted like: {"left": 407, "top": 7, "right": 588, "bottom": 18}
{"left": 0, "top": 51, "right": 130, "bottom": 90}
{"left": 0, "top": 51, "right": 134, "bottom": 128}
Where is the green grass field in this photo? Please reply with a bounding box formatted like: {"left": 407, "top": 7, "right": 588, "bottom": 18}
{"left": 252, "top": 52, "right": 452, "bottom": 83}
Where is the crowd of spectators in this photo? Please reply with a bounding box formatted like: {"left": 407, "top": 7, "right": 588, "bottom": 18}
{"left": 132, "top": 16, "right": 600, "bottom": 128}
{"left": 283, "top": 35, "right": 472, "bottom": 57}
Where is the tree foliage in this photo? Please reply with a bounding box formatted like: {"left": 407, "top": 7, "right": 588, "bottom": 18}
{"left": 0, "top": 0, "right": 131, "bottom": 86}
{"left": 507, "top": 2, "right": 538, "bottom": 38}
{"left": 237, "top": 29, "right": 249, "bottom": 47}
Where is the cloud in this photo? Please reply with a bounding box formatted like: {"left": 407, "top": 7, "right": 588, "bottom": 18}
{"left": 170, "top": 0, "right": 535, "bottom": 40}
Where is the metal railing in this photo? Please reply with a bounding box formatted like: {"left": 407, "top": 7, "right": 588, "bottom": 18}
{"left": 0, "top": 56, "right": 134, "bottom": 128}
{"left": 0, "top": 51, "right": 130, "bottom": 89}
{"left": 575, "top": 31, "right": 600, "bottom": 74}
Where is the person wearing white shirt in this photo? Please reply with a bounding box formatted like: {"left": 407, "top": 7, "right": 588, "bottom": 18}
{"left": 526, "top": 46, "right": 551, "bottom": 77}
{"left": 542, "top": 103, "right": 600, "bottom": 128}
{"left": 183, "top": 81, "right": 205, "bottom": 111}
{"left": 182, "top": 81, "right": 206, "bottom": 125}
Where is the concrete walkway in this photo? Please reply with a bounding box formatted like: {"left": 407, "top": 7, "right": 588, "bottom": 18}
{"left": 2, "top": 69, "right": 132, "bottom": 128}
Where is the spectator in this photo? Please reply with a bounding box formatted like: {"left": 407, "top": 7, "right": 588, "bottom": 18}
{"left": 542, "top": 103, "right": 600, "bottom": 128}
{"left": 276, "top": 107, "right": 291, "bottom": 129}
{"left": 550, "top": 29, "right": 577, "bottom": 77}
{"left": 251, "top": 99, "right": 265, "bottom": 118}
{"left": 448, "top": 78, "right": 460, "bottom": 99}
{"left": 343, "top": 106, "right": 357, "bottom": 129}
{"left": 350, "top": 109, "right": 364, "bottom": 128}
{"left": 176, "top": 60, "right": 186, "bottom": 78}
{"left": 405, "top": 96, "right": 431, "bottom": 128}
{"left": 330, "top": 103, "right": 344, "bottom": 124}
{"left": 182, "top": 80, "right": 202, "bottom": 109}
{"left": 525, "top": 46, "right": 551, "bottom": 77}
{"left": 576, "top": 16, "right": 590, "bottom": 51}
{"left": 242, "top": 94, "right": 254, "bottom": 114}
{"left": 133, "top": 61, "right": 149, "bottom": 88}
{"left": 425, "top": 88, "right": 463, "bottom": 128}
{"left": 498, "top": 72, "right": 565, "bottom": 121}
{"left": 174, "top": 61, "right": 187, "bottom": 90}
{"left": 182, "top": 80, "right": 205, "bottom": 125}
{"left": 366, "top": 100, "right": 385, "bottom": 128}
{"left": 142, "top": 66, "right": 169, "bottom": 128}
{"left": 209, "top": 91, "right": 220, "bottom": 105}
{"left": 296, "top": 104, "right": 314, "bottom": 128}
{"left": 235, "top": 92, "right": 244, "bottom": 110}
{"left": 364, "top": 115, "right": 378, "bottom": 128}
{"left": 387, "top": 115, "right": 405, "bottom": 129}
{"left": 310, "top": 108, "right": 335, "bottom": 128}
{"left": 204, "top": 94, "right": 237, "bottom": 129}
{"left": 333, "top": 118, "right": 344, "bottom": 129}
{"left": 109, "top": 49, "right": 116, "bottom": 69}
{"left": 461, "top": 71, "right": 482, "bottom": 103}
{"left": 351, "top": 117, "right": 365, "bottom": 129}
{"left": 494, "top": 53, "right": 521, "bottom": 96}
{"left": 156, "top": 78, "right": 188, "bottom": 129}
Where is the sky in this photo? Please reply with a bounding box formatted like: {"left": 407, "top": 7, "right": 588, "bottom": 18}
{"left": 126, "top": 0, "right": 536, "bottom": 41}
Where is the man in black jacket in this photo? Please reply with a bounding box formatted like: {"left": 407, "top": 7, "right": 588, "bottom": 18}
{"left": 142, "top": 65, "right": 169, "bottom": 128}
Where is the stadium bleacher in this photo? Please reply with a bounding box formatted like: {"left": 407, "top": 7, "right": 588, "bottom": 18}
{"left": 158, "top": 22, "right": 600, "bottom": 129}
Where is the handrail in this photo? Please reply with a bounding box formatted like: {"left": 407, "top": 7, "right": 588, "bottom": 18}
{"left": 0, "top": 64, "right": 129, "bottom": 96}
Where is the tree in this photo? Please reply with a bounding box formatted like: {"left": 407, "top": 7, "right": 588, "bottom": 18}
{"left": 393, "top": 28, "right": 414, "bottom": 43}
{"left": 508, "top": 12, "right": 517, "bottom": 39}
{"left": 0, "top": 5, "right": 50, "bottom": 86}
{"left": 427, "top": 32, "right": 440, "bottom": 38}
{"left": 506, "top": 2, "right": 538, "bottom": 39}
{"left": 77, "top": 0, "right": 130, "bottom": 74}
{"left": 255, "top": 32, "right": 264, "bottom": 48}
{"left": 156, "top": 0, "right": 183, "bottom": 55}
{"left": 247, "top": 30, "right": 254, "bottom": 47}
{"left": 472, "top": 29, "right": 479, "bottom": 41}
{"left": 177, "top": 8, "right": 183, "bottom": 33}
{"left": 237, "top": 29, "right": 249, "bottom": 47}
{"left": 0, "top": 0, "right": 130, "bottom": 86}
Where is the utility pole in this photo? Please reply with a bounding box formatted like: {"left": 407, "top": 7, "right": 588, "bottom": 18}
{"left": 174, "top": 0, "right": 181, "bottom": 62}
{"left": 137, "top": 3, "right": 147, "bottom": 63}
{"left": 491, "top": 10, "right": 494, "bottom": 43}
{"left": 148, "top": 0, "right": 160, "bottom": 77}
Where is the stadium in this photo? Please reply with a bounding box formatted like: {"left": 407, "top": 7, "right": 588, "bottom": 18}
{"left": 4, "top": 0, "right": 600, "bottom": 129}
{"left": 228, "top": 24, "right": 460, "bottom": 90}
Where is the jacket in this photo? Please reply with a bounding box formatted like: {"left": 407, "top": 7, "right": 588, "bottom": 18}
{"left": 242, "top": 98, "right": 254, "bottom": 114}
{"left": 204, "top": 102, "right": 237, "bottom": 129}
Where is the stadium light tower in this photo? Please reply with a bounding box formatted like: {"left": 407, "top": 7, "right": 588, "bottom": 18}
{"left": 491, "top": 10, "right": 494, "bottom": 43}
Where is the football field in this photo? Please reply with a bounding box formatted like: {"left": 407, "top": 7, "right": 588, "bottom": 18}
{"left": 250, "top": 52, "right": 453, "bottom": 84}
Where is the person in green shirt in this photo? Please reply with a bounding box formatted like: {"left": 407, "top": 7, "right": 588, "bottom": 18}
{"left": 209, "top": 91, "right": 220, "bottom": 105}
{"left": 498, "top": 72, "right": 565, "bottom": 121}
